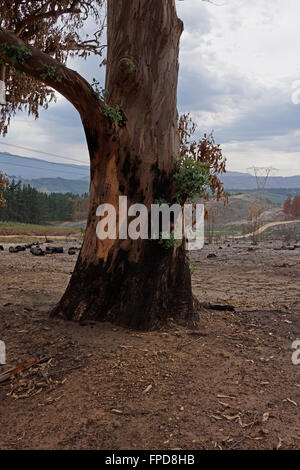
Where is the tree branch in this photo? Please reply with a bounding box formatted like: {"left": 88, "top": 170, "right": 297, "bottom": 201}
{"left": 0, "top": 28, "right": 104, "bottom": 121}
{"left": 16, "top": 6, "right": 81, "bottom": 36}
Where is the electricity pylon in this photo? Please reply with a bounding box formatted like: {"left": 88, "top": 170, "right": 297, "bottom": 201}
{"left": 247, "top": 166, "right": 277, "bottom": 201}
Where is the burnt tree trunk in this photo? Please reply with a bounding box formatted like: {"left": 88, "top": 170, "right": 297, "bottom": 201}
{"left": 51, "top": 0, "right": 199, "bottom": 329}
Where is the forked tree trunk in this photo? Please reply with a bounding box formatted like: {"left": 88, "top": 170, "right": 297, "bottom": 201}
{"left": 51, "top": 0, "right": 198, "bottom": 329}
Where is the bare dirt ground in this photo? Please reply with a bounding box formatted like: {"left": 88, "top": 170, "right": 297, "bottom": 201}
{"left": 235, "top": 220, "right": 300, "bottom": 239}
{"left": 1, "top": 240, "right": 300, "bottom": 450}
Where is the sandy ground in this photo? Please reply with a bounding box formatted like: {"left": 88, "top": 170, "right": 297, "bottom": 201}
{"left": 1, "top": 240, "right": 300, "bottom": 450}
{"left": 235, "top": 220, "right": 300, "bottom": 239}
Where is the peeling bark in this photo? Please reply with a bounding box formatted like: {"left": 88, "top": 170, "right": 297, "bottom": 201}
{"left": 51, "top": 0, "right": 198, "bottom": 329}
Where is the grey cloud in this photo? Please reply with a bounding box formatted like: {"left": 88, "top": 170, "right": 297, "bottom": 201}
{"left": 214, "top": 93, "right": 300, "bottom": 144}
{"left": 176, "top": 1, "right": 213, "bottom": 34}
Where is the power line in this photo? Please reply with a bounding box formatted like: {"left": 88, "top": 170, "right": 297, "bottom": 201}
{"left": 0, "top": 141, "right": 89, "bottom": 166}
{"left": 0, "top": 154, "right": 88, "bottom": 171}
{"left": 0, "top": 160, "right": 89, "bottom": 178}
{"left": 247, "top": 166, "right": 278, "bottom": 197}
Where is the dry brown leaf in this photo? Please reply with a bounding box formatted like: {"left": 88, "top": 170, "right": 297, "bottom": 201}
{"left": 277, "top": 437, "right": 283, "bottom": 450}
{"left": 286, "top": 398, "right": 298, "bottom": 407}
{"left": 238, "top": 417, "right": 252, "bottom": 428}
{"left": 210, "top": 415, "right": 222, "bottom": 421}
{"left": 146, "top": 351, "right": 158, "bottom": 357}
{"left": 222, "top": 413, "right": 240, "bottom": 422}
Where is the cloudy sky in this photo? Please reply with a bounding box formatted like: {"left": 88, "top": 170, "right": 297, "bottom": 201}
{"left": 2, "top": 0, "right": 300, "bottom": 176}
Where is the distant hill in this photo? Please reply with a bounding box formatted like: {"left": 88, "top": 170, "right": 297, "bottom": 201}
{"left": 228, "top": 188, "right": 300, "bottom": 206}
{"left": 221, "top": 171, "right": 300, "bottom": 190}
{"left": 1, "top": 151, "right": 300, "bottom": 195}
{"left": 0, "top": 151, "right": 89, "bottom": 180}
{"left": 20, "top": 177, "right": 90, "bottom": 195}
{"left": 207, "top": 193, "right": 281, "bottom": 228}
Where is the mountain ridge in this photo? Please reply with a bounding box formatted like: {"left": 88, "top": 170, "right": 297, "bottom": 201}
{"left": 0, "top": 151, "right": 299, "bottom": 193}
{"left": 0, "top": 151, "right": 89, "bottom": 180}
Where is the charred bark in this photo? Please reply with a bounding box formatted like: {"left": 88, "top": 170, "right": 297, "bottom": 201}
{"left": 52, "top": 240, "right": 197, "bottom": 330}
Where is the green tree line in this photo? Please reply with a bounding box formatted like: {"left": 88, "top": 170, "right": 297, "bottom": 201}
{"left": 0, "top": 179, "right": 89, "bottom": 224}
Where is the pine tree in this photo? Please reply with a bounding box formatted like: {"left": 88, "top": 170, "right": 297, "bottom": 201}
{"left": 0, "top": 171, "right": 6, "bottom": 207}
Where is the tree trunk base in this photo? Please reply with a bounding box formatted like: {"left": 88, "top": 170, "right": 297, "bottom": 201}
{"left": 51, "top": 243, "right": 199, "bottom": 330}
